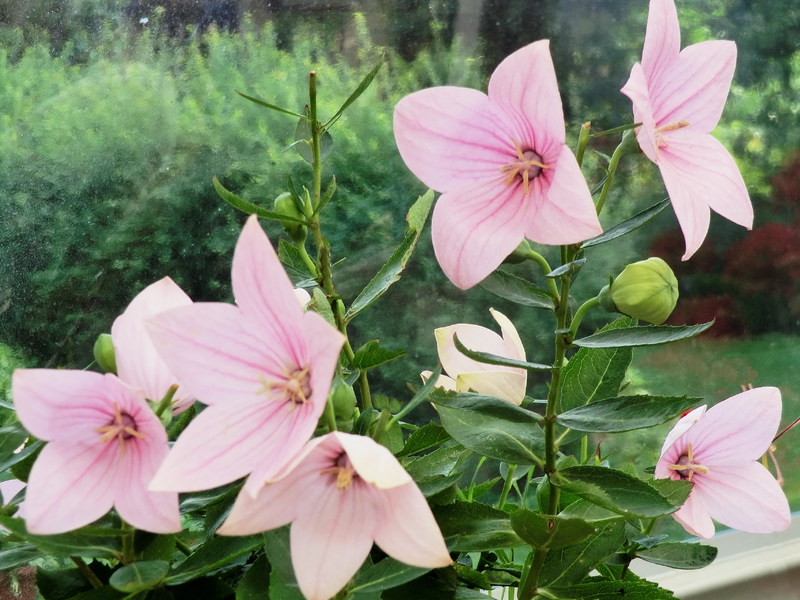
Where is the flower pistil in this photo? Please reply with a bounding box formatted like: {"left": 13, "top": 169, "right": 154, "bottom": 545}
{"left": 501, "top": 140, "right": 550, "bottom": 195}
{"left": 668, "top": 443, "right": 709, "bottom": 481}
{"left": 95, "top": 402, "right": 144, "bottom": 455}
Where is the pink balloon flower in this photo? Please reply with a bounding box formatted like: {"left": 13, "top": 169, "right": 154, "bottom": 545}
{"left": 655, "top": 386, "right": 790, "bottom": 538}
{"left": 394, "top": 41, "right": 602, "bottom": 290}
{"left": 218, "top": 432, "right": 451, "bottom": 600}
{"left": 112, "top": 276, "right": 195, "bottom": 414}
{"left": 147, "top": 216, "right": 345, "bottom": 497}
{"left": 12, "top": 370, "right": 180, "bottom": 534}
{"left": 621, "top": 0, "right": 753, "bottom": 260}
{"left": 422, "top": 308, "right": 526, "bottom": 405}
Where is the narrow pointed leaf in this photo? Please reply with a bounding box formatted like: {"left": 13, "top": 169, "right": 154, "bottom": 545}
{"left": 236, "top": 91, "right": 306, "bottom": 118}
{"left": 479, "top": 270, "right": 555, "bottom": 309}
{"left": 212, "top": 177, "right": 306, "bottom": 223}
{"left": 510, "top": 510, "right": 595, "bottom": 549}
{"left": 313, "top": 176, "right": 337, "bottom": 216}
{"left": 453, "top": 333, "right": 553, "bottom": 371}
{"left": 0, "top": 439, "right": 44, "bottom": 473}
{"left": 0, "top": 546, "right": 41, "bottom": 571}
{"left": 546, "top": 259, "right": 587, "bottom": 278}
{"left": 635, "top": 542, "right": 717, "bottom": 569}
{"left": 110, "top": 561, "right": 170, "bottom": 593}
{"left": 572, "top": 322, "right": 714, "bottom": 348}
{"left": 581, "top": 198, "right": 670, "bottom": 248}
{"left": 324, "top": 60, "right": 383, "bottom": 129}
{"left": 557, "top": 395, "right": 702, "bottom": 432}
{"left": 391, "top": 364, "right": 442, "bottom": 425}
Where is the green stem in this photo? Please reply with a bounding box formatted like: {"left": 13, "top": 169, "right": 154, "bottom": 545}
{"left": 176, "top": 537, "right": 192, "bottom": 556}
{"left": 581, "top": 435, "right": 589, "bottom": 464}
{"left": 595, "top": 131, "right": 634, "bottom": 215}
{"left": 296, "top": 239, "right": 319, "bottom": 278}
{"left": 467, "top": 456, "right": 488, "bottom": 502}
{"left": 497, "top": 464, "right": 517, "bottom": 511}
{"left": 120, "top": 520, "right": 136, "bottom": 565}
{"left": 154, "top": 385, "right": 178, "bottom": 418}
{"left": 575, "top": 121, "right": 591, "bottom": 167}
{"left": 524, "top": 249, "right": 560, "bottom": 300}
{"left": 71, "top": 557, "right": 103, "bottom": 589}
{"left": 324, "top": 394, "right": 338, "bottom": 432}
{"left": 568, "top": 296, "right": 600, "bottom": 340}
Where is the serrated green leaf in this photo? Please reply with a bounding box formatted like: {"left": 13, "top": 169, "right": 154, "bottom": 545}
{"left": 510, "top": 510, "right": 595, "bottom": 549}
{"left": 452, "top": 334, "right": 553, "bottom": 371}
{"left": 545, "top": 576, "right": 679, "bottom": 599}
{"left": 405, "top": 188, "right": 435, "bottom": 234}
{"left": 555, "top": 467, "right": 679, "bottom": 518}
{"left": 109, "top": 561, "right": 170, "bottom": 593}
{"left": 558, "top": 317, "right": 634, "bottom": 413}
{"left": 479, "top": 270, "right": 554, "bottom": 309}
{"left": 165, "top": 536, "right": 262, "bottom": 585}
{"left": 352, "top": 339, "right": 406, "bottom": 370}
{"left": 636, "top": 542, "right": 717, "bottom": 569}
{"left": 403, "top": 444, "right": 469, "bottom": 485}
{"left": 581, "top": 198, "right": 671, "bottom": 249}
{"left": 236, "top": 91, "right": 306, "bottom": 118}
{"left": 0, "top": 545, "right": 40, "bottom": 570}
{"left": 396, "top": 423, "right": 451, "bottom": 458}
{"left": 648, "top": 478, "right": 693, "bottom": 509}
{"left": 212, "top": 176, "right": 306, "bottom": 223}
{"left": 539, "top": 521, "right": 626, "bottom": 586}
{"left": 276, "top": 239, "right": 315, "bottom": 285}
{"left": 434, "top": 502, "right": 523, "bottom": 551}
{"left": 307, "top": 287, "right": 336, "bottom": 327}
{"left": 557, "top": 395, "right": 702, "bottom": 432}
{"left": 430, "top": 390, "right": 545, "bottom": 466}
{"left": 351, "top": 557, "right": 429, "bottom": 594}
{"left": 572, "top": 322, "right": 714, "bottom": 348}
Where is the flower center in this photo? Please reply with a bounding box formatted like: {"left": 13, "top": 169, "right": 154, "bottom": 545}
{"left": 95, "top": 402, "right": 144, "bottom": 455}
{"left": 321, "top": 454, "right": 357, "bottom": 491}
{"left": 668, "top": 443, "right": 709, "bottom": 481}
{"left": 500, "top": 141, "right": 549, "bottom": 195}
{"left": 654, "top": 120, "right": 690, "bottom": 149}
{"left": 282, "top": 367, "right": 312, "bottom": 405}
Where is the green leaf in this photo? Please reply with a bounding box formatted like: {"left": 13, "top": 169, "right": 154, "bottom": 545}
{"left": 0, "top": 439, "right": 44, "bottom": 473}
{"left": 546, "top": 576, "right": 679, "bottom": 599}
{"left": 0, "top": 545, "right": 40, "bottom": 570}
{"left": 212, "top": 176, "right": 307, "bottom": 223}
{"left": 429, "top": 390, "right": 545, "bottom": 466}
{"left": 572, "top": 322, "right": 714, "bottom": 348}
{"left": 109, "top": 561, "right": 170, "bottom": 593}
{"left": 403, "top": 444, "right": 469, "bottom": 497}
{"left": 293, "top": 115, "right": 333, "bottom": 163}
{"left": 546, "top": 258, "right": 586, "bottom": 278}
{"left": 452, "top": 333, "right": 553, "bottom": 371}
{"left": 539, "top": 521, "right": 626, "bottom": 586}
{"left": 648, "top": 478, "right": 693, "bottom": 509}
{"left": 392, "top": 363, "right": 442, "bottom": 425}
{"left": 264, "top": 528, "right": 305, "bottom": 600}
{"left": 345, "top": 190, "right": 433, "bottom": 323}
{"left": 396, "top": 423, "right": 451, "bottom": 458}
{"left": 434, "top": 502, "right": 523, "bottom": 551}
{"left": 236, "top": 91, "right": 306, "bottom": 118}
{"left": 479, "top": 270, "right": 554, "bottom": 309}
{"left": 324, "top": 60, "right": 383, "bottom": 129}
{"left": 277, "top": 239, "right": 315, "bottom": 284}
{"left": 0, "top": 516, "right": 123, "bottom": 558}
{"left": 313, "top": 175, "right": 337, "bottom": 216}
{"left": 306, "top": 286, "right": 336, "bottom": 327}
{"left": 351, "top": 557, "right": 430, "bottom": 594}
{"left": 557, "top": 395, "right": 702, "bottom": 432}
{"left": 581, "top": 198, "right": 671, "bottom": 249}
{"left": 236, "top": 554, "right": 270, "bottom": 600}
{"left": 510, "top": 510, "right": 595, "bottom": 549}
{"left": 0, "top": 425, "right": 28, "bottom": 463}
{"left": 558, "top": 317, "right": 634, "bottom": 413}
{"left": 352, "top": 339, "right": 406, "bottom": 370}
{"left": 555, "top": 467, "right": 680, "bottom": 518}
{"left": 166, "top": 536, "right": 262, "bottom": 585}
{"left": 635, "top": 542, "right": 718, "bottom": 569}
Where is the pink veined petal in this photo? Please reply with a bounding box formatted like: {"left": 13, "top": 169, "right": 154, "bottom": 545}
{"left": 336, "top": 432, "right": 411, "bottom": 489}
{"left": 431, "top": 178, "right": 528, "bottom": 290}
{"left": 302, "top": 310, "right": 347, "bottom": 417}
{"left": 290, "top": 480, "right": 378, "bottom": 600}
{"left": 232, "top": 216, "right": 308, "bottom": 364}
{"left": 112, "top": 276, "right": 192, "bottom": 407}
{"left": 692, "top": 461, "right": 790, "bottom": 534}
{"left": 457, "top": 371, "right": 526, "bottom": 406}
{"left": 435, "top": 323, "right": 511, "bottom": 378}
{"left": 671, "top": 488, "right": 716, "bottom": 539}
{"left": 393, "top": 87, "right": 519, "bottom": 192}
{"left": 147, "top": 303, "right": 287, "bottom": 406}
{"left": 13, "top": 370, "right": 120, "bottom": 444}
{"left": 489, "top": 308, "right": 525, "bottom": 362}
{"left": 651, "top": 41, "right": 736, "bottom": 132}
{"left": 525, "top": 146, "right": 602, "bottom": 245}
{"left": 686, "top": 387, "right": 781, "bottom": 465}
{"left": 621, "top": 63, "right": 659, "bottom": 163}
{"left": 113, "top": 438, "right": 180, "bottom": 533}
{"left": 372, "top": 481, "right": 451, "bottom": 568}
{"left": 149, "top": 397, "right": 314, "bottom": 492}
{"left": 659, "top": 405, "right": 707, "bottom": 456}
{"left": 488, "top": 40, "right": 566, "bottom": 145}
{"left": 23, "top": 442, "right": 118, "bottom": 534}
{"left": 641, "top": 0, "right": 681, "bottom": 85}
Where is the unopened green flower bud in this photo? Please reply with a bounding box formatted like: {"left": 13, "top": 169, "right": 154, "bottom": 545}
{"left": 503, "top": 239, "right": 534, "bottom": 264}
{"left": 273, "top": 192, "right": 307, "bottom": 243}
{"left": 330, "top": 377, "right": 357, "bottom": 421}
{"left": 599, "top": 257, "right": 679, "bottom": 325}
{"left": 93, "top": 333, "right": 117, "bottom": 374}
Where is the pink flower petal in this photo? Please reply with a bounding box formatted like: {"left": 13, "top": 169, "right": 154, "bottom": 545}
{"left": 23, "top": 442, "right": 117, "bottom": 534}
{"left": 641, "top": 0, "right": 681, "bottom": 85}
{"left": 112, "top": 277, "right": 192, "bottom": 410}
{"left": 431, "top": 178, "right": 528, "bottom": 289}
{"left": 457, "top": 371, "right": 526, "bottom": 405}
{"left": 336, "top": 432, "right": 411, "bottom": 489}
{"left": 671, "top": 489, "right": 716, "bottom": 539}
{"left": 524, "top": 146, "right": 602, "bottom": 245}
{"left": 420, "top": 371, "right": 458, "bottom": 392}
{"left": 290, "top": 481, "right": 378, "bottom": 600}
{"left": 435, "top": 323, "right": 512, "bottom": 378}
{"left": 490, "top": 308, "right": 525, "bottom": 363}
{"left": 393, "top": 87, "right": 518, "bottom": 192}
{"left": 693, "top": 462, "right": 790, "bottom": 534}
{"left": 621, "top": 63, "right": 659, "bottom": 163}
{"left": 372, "top": 482, "right": 452, "bottom": 568}
{"left": 659, "top": 405, "right": 707, "bottom": 456}
{"left": 488, "top": 40, "right": 565, "bottom": 145}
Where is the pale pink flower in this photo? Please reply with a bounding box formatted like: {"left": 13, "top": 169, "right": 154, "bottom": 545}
{"left": 11, "top": 370, "right": 180, "bottom": 534}
{"left": 394, "top": 41, "right": 601, "bottom": 290}
{"left": 112, "top": 277, "right": 194, "bottom": 414}
{"left": 423, "top": 308, "right": 526, "bottom": 405}
{"left": 218, "top": 432, "right": 451, "bottom": 600}
{"left": 655, "top": 387, "right": 790, "bottom": 538}
{"left": 147, "top": 216, "right": 345, "bottom": 497}
{"left": 621, "top": 0, "right": 752, "bottom": 260}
